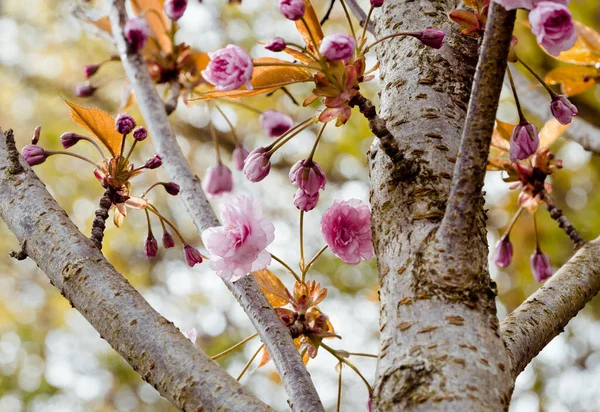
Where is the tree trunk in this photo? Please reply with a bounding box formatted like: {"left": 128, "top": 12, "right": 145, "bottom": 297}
{"left": 370, "top": 1, "right": 513, "bottom": 409}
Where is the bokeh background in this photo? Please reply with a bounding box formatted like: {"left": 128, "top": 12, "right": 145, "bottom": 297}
{"left": 0, "top": 0, "right": 599, "bottom": 411}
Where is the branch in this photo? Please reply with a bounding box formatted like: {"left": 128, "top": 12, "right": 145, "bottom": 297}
{"left": 0, "top": 129, "right": 269, "bottom": 411}
{"left": 512, "top": 68, "right": 600, "bottom": 155}
{"left": 108, "top": 2, "right": 324, "bottom": 411}
{"left": 500, "top": 237, "right": 600, "bottom": 378}
{"left": 438, "top": 4, "right": 516, "bottom": 246}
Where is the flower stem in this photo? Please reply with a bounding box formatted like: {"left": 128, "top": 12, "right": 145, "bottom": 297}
{"left": 506, "top": 65, "right": 526, "bottom": 123}
{"left": 237, "top": 344, "right": 264, "bottom": 381}
{"left": 364, "top": 32, "right": 413, "bottom": 53}
{"left": 500, "top": 206, "right": 524, "bottom": 240}
{"left": 147, "top": 205, "right": 186, "bottom": 246}
{"left": 80, "top": 136, "right": 107, "bottom": 159}
{"left": 533, "top": 211, "right": 539, "bottom": 249}
{"left": 336, "top": 361, "right": 343, "bottom": 412}
{"left": 46, "top": 150, "right": 101, "bottom": 169}
{"left": 359, "top": 6, "right": 374, "bottom": 51}
{"left": 213, "top": 103, "right": 240, "bottom": 145}
{"left": 268, "top": 117, "right": 316, "bottom": 153}
{"left": 212, "top": 333, "right": 259, "bottom": 360}
{"left": 338, "top": 0, "right": 357, "bottom": 40}
{"left": 302, "top": 245, "right": 328, "bottom": 280}
{"left": 300, "top": 17, "right": 323, "bottom": 58}
{"left": 306, "top": 122, "right": 327, "bottom": 163}
{"left": 271, "top": 253, "right": 302, "bottom": 283}
{"left": 321, "top": 342, "right": 373, "bottom": 394}
{"left": 516, "top": 55, "right": 556, "bottom": 97}
{"left": 299, "top": 211, "right": 305, "bottom": 273}
{"left": 209, "top": 121, "right": 222, "bottom": 163}
{"left": 125, "top": 139, "right": 138, "bottom": 162}
{"left": 347, "top": 352, "right": 378, "bottom": 359}
{"left": 119, "top": 133, "right": 127, "bottom": 159}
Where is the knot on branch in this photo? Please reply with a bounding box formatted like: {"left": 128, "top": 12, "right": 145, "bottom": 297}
{"left": 4, "top": 129, "right": 25, "bottom": 175}
{"left": 90, "top": 188, "right": 113, "bottom": 250}
{"left": 350, "top": 93, "right": 404, "bottom": 164}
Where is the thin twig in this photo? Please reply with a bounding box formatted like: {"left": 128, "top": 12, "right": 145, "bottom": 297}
{"left": 345, "top": 0, "right": 375, "bottom": 34}
{"left": 320, "top": 0, "right": 336, "bottom": 27}
{"left": 543, "top": 193, "right": 586, "bottom": 250}
{"left": 90, "top": 188, "right": 112, "bottom": 250}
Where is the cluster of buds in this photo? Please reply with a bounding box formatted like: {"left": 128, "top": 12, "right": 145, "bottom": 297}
{"left": 22, "top": 110, "right": 202, "bottom": 267}
{"left": 196, "top": 0, "right": 444, "bottom": 211}
{"left": 75, "top": 0, "right": 206, "bottom": 111}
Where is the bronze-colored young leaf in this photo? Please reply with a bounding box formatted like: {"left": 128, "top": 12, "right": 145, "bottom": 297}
{"left": 252, "top": 269, "right": 293, "bottom": 308}
{"left": 545, "top": 66, "right": 597, "bottom": 96}
{"left": 295, "top": 0, "right": 324, "bottom": 52}
{"left": 191, "top": 58, "right": 313, "bottom": 100}
{"left": 64, "top": 100, "right": 124, "bottom": 157}
{"left": 258, "top": 346, "right": 271, "bottom": 368}
{"left": 131, "top": 0, "right": 172, "bottom": 54}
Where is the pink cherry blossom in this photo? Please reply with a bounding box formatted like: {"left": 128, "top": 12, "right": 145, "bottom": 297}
{"left": 183, "top": 328, "right": 197, "bottom": 344}
{"left": 201, "top": 195, "right": 275, "bottom": 281}
{"left": 494, "top": 0, "right": 567, "bottom": 11}
{"left": 202, "top": 45, "right": 254, "bottom": 91}
{"left": 321, "top": 199, "right": 375, "bottom": 265}
{"left": 202, "top": 163, "right": 233, "bottom": 197}
{"left": 529, "top": 2, "right": 576, "bottom": 56}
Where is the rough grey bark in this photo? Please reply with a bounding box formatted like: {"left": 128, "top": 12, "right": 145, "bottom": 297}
{"left": 512, "top": 69, "right": 600, "bottom": 155}
{"left": 369, "top": 2, "right": 513, "bottom": 410}
{"left": 0, "top": 129, "right": 269, "bottom": 412}
{"left": 109, "top": 2, "right": 324, "bottom": 411}
{"left": 501, "top": 237, "right": 600, "bottom": 379}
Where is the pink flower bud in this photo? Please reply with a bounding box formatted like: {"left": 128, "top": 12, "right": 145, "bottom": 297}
{"left": 75, "top": 82, "right": 97, "bottom": 97}
{"left": 115, "top": 113, "right": 136, "bottom": 135}
{"left": 133, "top": 126, "right": 148, "bottom": 141}
{"left": 124, "top": 17, "right": 150, "bottom": 53}
{"left": 83, "top": 64, "right": 100, "bottom": 78}
{"left": 510, "top": 121, "right": 539, "bottom": 162}
{"left": 145, "top": 233, "right": 159, "bottom": 258}
{"left": 265, "top": 37, "right": 287, "bottom": 52}
{"left": 232, "top": 145, "right": 249, "bottom": 170}
{"left": 293, "top": 188, "right": 319, "bottom": 212}
{"left": 202, "top": 163, "right": 233, "bottom": 197}
{"left": 162, "top": 182, "right": 181, "bottom": 196}
{"left": 493, "top": 236, "right": 513, "bottom": 268}
{"left": 278, "top": 0, "right": 305, "bottom": 20}
{"left": 410, "top": 29, "right": 445, "bottom": 49}
{"left": 321, "top": 199, "right": 375, "bottom": 265}
{"left": 550, "top": 95, "right": 578, "bottom": 125}
{"left": 162, "top": 231, "right": 176, "bottom": 248}
{"left": 289, "top": 160, "right": 326, "bottom": 196}
{"left": 319, "top": 33, "right": 356, "bottom": 61}
{"left": 371, "top": 0, "right": 384, "bottom": 7}
{"left": 530, "top": 247, "right": 552, "bottom": 282}
{"left": 22, "top": 145, "right": 48, "bottom": 166}
{"left": 201, "top": 45, "right": 254, "bottom": 91}
{"left": 529, "top": 2, "right": 576, "bottom": 56}
{"left": 243, "top": 147, "right": 271, "bottom": 182}
{"left": 183, "top": 243, "right": 203, "bottom": 267}
{"left": 259, "top": 110, "right": 294, "bottom": 137}
{"left": 164, "top": 0, "right": 188, "bottom": 20}
{"left": 145, "top": 154, "right": 163, "bottom": 169}
{"left": 60, "top": 132, "right": 85, "bottom": 149}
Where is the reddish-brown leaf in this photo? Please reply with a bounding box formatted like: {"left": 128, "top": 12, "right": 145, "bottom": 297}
{"left": 64, "top": 100, "right": 124, "bottom": 157}
{"left": 253, "top": 269, "right": 292, "bottom": 308}
{"left": 545, "top": 66, "right": 598, "bottom": 96}
{"left": 295, "top": 0, "right": 324, "bottom": 52}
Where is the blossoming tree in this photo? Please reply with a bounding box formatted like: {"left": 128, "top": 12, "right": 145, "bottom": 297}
{"left": 2, "top": 0, "right": 600, "bottom": 410}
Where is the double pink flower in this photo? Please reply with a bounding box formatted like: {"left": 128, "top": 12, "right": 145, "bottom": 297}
{"left": 202, "top": 195, "right": 275, "bottom": 281}
{"left": 202, "top": 45, "right": 254, "bottom": 91}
